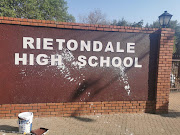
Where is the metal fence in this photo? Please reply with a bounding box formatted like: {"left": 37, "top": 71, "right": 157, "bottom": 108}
{"left": 170, "top": 59, "right": 180, "bottom": 91}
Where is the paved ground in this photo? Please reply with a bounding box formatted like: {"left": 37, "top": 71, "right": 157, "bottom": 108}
{"left": 0, "top": 92, "right": 180, "bottom": 135}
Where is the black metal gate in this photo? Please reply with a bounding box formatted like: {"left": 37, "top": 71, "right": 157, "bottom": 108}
{"left": 170, "top": 59, "right": 180, "bottom": 91}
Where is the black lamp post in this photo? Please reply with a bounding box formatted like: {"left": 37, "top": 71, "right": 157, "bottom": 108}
{"left": 159, "top": 11, "right": 173, "bottom": 28}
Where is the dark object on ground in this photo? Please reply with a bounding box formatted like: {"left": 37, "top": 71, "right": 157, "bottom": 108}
{"left": 31, "top": 128, "right": 49, "bottom": 135}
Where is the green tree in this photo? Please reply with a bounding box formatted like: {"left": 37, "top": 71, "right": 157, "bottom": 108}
{"left": 171, "top": 21, "right": 180, "bottom": 54}
{"left": 0, "top": 0, "right": 75, "bottom": 22}
{"left": 112, "top": 18, "right": 130, "bottom": 26}
{"left": 148, "top": 20, "right": 160, "bottom": 28}
{"left": 147, "top": 20, "right": 180, "bottom": 54}
{"left": 131, "top": 20, "right": 143, "bottom": 27}
{"left": 112, "top": 18, "right": 143, "bottom": 28}
{"left": 113, "top": 17, "right": 179, "bottom": 54}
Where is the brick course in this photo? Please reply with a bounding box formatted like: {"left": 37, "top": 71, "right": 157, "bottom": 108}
{"left": 0, "top": 16, "right": 158, "bottom": 33}
{"left": 0, "top": 17, "right": 175, "bottom": 118}
{"left": 0, "top": 101, "right": 155, "bottom": 119}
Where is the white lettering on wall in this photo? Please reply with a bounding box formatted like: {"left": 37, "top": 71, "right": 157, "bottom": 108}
{"left": 23, "top": 37, "right": 35, "bottom": 49}
{"left": 56, "top": 39, "right": 65, "bottom": 50}
{"left": 100, "top": 57, "right": 110, "bottom": 67}
{"left": 36, "top": 54, "right": 48, "bottom": 65}
{"left": 78, "top": 55, "right": 87, "bottom": 67}
{"left": 51, "top": 55, "right": 62, "bottom": 66}
{"left": 127, "top": 43, "right": 135, "bottom": 53}
{"left": 93, "top": 41, "right": 103, "bottom": 52}
{"left": 88, "top": 56, "right": 98, "bottom": 67}
{"left": 123, "top": 57, "right": 133, "bottom": 67}
{"left": 112, "top": 57, "right": 122, "bottom": 67}
{"left": 67, "top": 39, "right": 78, "bottom": 51}
{"left": 105, "top": 42, "right": 114, "bottom": 52}
{"left": 43, "top": 38, "right": 53, "bottom": 50}
{"left": 15, "top": 53, "right": 27, "bottom": 65}
{"left": 116, "top": 42, "right": 124, "bottom": 52}
{"left": 80, "top": 40, "right": 91, "bottom": 51}
{"left": 36, "top": 38, "right": 41, "bottom": 49}
{"left": 29, "top": 54, "right": 34, "bottom": 65}
{"left": 134, "top": 57, "right": 142, "bottom": 68}
{"left": 16, "top": 37, "right": 143, "bottom": 68}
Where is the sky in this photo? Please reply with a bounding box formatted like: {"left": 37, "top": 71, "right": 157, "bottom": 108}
{"left": 66, "top": 0, "right": 180, "bottom": 25}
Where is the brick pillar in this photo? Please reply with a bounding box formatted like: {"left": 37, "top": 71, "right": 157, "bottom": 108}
{"left": 156, "top": 28, "right": 175, "bottom": 113}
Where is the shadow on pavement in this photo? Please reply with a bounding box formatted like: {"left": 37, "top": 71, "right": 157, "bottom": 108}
{"left": 160, "top": 110, "right": 180, "bottom": 118}
{"left": 154, "top": 110, "right": 180, "bottom": 118}
{"left": 0, "top": 125, "right": 18, "bottom": 133}
{"left": 71, "top": 116, "right": 95, "bottom": 122}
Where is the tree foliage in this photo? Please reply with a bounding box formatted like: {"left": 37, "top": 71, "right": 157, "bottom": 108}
{"left": 79, "top": 9, "right": 110, "bottom": 25}
{"left": 145, "top": 20, "right": 180, "bottom": 54}
{"left": 170, "top": 21, "right": 180, "bottom": 54}
{"left": 112, "top": 18, "right": 144, "bottom": 28}
{"left": 79, "top": 9, "right": 144, "bottom": 27}
{"left": 112, "top": 17, "right": 180, "bottom": 54}
{"left": 0, "top": 0, "right": 75, "bottom": 22}
{"left": 112, "top": 18, "right": 130, "bottom": 26}
{"left": 79, "top": 9, "right": 180, "bottom": 54}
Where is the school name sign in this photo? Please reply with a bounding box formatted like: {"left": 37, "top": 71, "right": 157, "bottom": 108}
{"left": 15, "top": 37, "right": 142, "bottom": 68}
{"left": 0, "top": 22, "right": 152, "bottom": 103}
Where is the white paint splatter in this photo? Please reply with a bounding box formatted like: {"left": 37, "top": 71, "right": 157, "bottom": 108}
{"left": 111, "top": 65, "right": 131, "bottom": 95}
{"left": 55, "top": 47, "right": 86, "bottom": 83}
{"left": 19, "top": 46, "right": 131, "bottom": 97}
{"left": 61, "top": 48, "right": 75, "bottom": 62}
{"left": 70, "top": 78, "right": 74, "bottom": 82}
{"left": 119, "top": 65, "right": 131, "bottom": 95}
{"left": 19, "top": 69, "right": 27, "bottom": 79}
{"left": 124, "top": 84, "right": 130, "bottom": 95}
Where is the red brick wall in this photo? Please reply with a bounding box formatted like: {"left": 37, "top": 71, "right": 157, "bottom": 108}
{"left": 0, "top": 16, "right": 158, "bottom": 33}
{"left": 156, "top": 28, "right": 175, "bottom": 113}
{"left": 0, "top": 17, "right": 174, "bottom": 118}
{"left": 0, "top": 101, "right": 155, "bottom": 119}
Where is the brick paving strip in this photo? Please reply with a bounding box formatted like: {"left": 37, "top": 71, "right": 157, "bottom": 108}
{"left": 0, "top": 92, "right": 180, "bottom": 135}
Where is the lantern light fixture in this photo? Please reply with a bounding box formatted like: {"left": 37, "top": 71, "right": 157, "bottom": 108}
{"left": 159, "top": 11, "right": 173, "bottom": 28}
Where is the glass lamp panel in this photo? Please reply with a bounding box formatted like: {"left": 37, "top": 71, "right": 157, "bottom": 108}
{"left": 164, "top": 16, "right": 171, "bottom": 25}
{"left": 159, "top": 16, "right": 164, "bottom": 26}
